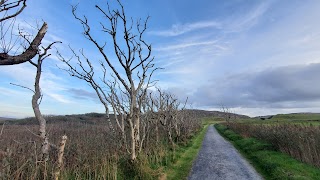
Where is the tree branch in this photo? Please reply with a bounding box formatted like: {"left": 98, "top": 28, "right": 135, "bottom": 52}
{"left": 0, "top": 22, "right": 48, "bottom": 65}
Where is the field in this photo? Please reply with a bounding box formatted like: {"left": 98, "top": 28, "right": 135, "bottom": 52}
{"left": 215, "top": 124, "right": 320, "bottom": 179}
{"left": 222, "top": 113, "right": 320, "bottom": 169}
{"left": 2, "top": 111, "right": 320, "bottom": 179}
{"left": 0, "top": 111, "right": 211, "bottom": 179}
{"left": 236, "top": 113, "right": 320, "bottom": 125}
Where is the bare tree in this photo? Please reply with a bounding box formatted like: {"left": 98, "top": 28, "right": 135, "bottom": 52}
{"left": 146, "top": 89, "right": 190, "bottom": 148}
{"left": 0, "top": 0, "right": 27, "bottom": 22}
{"left": 0, "top": 0, "right": 48, "bottom": 65}
{"left": 59, "top": 0, "right": 157, "bottom": 161}
{"left": 220, "top": 104, "right": 236, "bottom": 123}
{"left": 30, "top": 40, "right": 61, "bottom": 164}
{"left": 10, "top": 24, "right": 63, "bottom": 177}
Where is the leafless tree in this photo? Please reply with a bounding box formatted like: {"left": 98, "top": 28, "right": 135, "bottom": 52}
{"left": 29, "top": 41, "right": 61, "bottom": 163}
{"left": 220, "top": 104, "right": 236, "bottom": 123}
{"left": 146, "top": 88, "right": 192, "bottom": 148}
{"left": 0, "top": 0, "right": 48, "bottom": 65}
{"left": 59, "top": 0, "right": 158, "bottom": 161}
{"left": 11, "top": 25, "right": 64, "bottom": 177}
{"left": 0, "top": 0, "right": 27, "bottom": 22}
{"left": 0, "top": 1, "right": 66, "bottom": 178}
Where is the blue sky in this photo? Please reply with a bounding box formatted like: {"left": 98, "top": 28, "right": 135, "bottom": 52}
{"left": 1, "top": 0, "right": 320, "bottom": 118}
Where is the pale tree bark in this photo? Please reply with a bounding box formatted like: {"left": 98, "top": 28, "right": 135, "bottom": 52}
{"left": 60, "top": 0, "right": 158, "bottom": 161}
{"left": 150, "top": 89, "right": 188, "bottom": 148}
{"left": 10, "top": 37, "right": 62, "bottom": 177}
{"left": 30, "top": 41, "right": 60, "bottom": 163}
{"left": 28, "top": 39, "right": 67, "bottom": 179}
{"left": 53, "top": 135, "right": 67, "bottom": 180}
{"left": 23, "top": 40, "right": 60, "bottom": 180}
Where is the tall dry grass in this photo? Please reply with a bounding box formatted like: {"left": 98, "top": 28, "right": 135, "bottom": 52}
{"left": 0, "top": 112, "right": 201, "bottom": 179}
{"left": 226, "top": 123, "right": 320, "bottom": 168}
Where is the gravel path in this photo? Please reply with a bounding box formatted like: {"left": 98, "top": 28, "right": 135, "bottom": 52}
{"left": 188, "top": 125, "right": 263, "bottom": 180}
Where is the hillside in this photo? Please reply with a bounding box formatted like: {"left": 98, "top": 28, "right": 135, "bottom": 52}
{"left": 185, "top": 109, "right": 250, "bottom": 119}
{"left": 0, "top": 117, "right": 16, "bottom": 121}
{"left": 1, "top": 109, "right": 249, "bottom": 125}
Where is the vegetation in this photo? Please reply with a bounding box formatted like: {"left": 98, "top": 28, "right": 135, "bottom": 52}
{"left": 2, "top": 0, "right": 320, "bottom": 179}
{"left": 236, "top": 113, "right": 320, "bottom": 125}
{"left": 164, "top": 118, "right": 221, "bottom": 180}
{"left": 0, "top": 111, "right": 206, "bottom": 179}
{"left": 0, "top": 1, "right": 203, "bottom": 179}
{"left": 225, "top": 122, "right": 320, "bottom": 168}
{"left": 215, "top": 124, "right": 320, "bottom": 180}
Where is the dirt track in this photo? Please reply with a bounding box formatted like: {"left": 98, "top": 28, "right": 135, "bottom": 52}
{"left": 188, "top": 125, "right": 263, "bottom": 180}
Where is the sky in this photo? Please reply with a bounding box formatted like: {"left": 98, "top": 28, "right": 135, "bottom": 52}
{"left": 1, "top": 0, "right": 320, "bottom": 118}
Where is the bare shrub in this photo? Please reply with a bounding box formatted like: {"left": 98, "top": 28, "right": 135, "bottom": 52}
{"left": 226, "top": 122, "right": 320, "bottom": 168}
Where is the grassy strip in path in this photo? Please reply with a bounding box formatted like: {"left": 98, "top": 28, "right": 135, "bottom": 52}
{"left": 164, "top": 124, "right": 210, "bottom": 180}
{"left": 215, "top": 124, "right": 320, "bottom": 180}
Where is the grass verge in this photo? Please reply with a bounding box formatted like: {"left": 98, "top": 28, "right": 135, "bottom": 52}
{"left": 163, "top": 124, "right": 210, "bottom": 180}
{"left": 215, "top": 124, "right": 320, "bottom": 180}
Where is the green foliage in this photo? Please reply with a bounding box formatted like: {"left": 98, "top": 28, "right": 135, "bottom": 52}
{"left": 165, "top": 124, "right": 209, "bottom": 180}
{"left": 215, "top": 124, "right": 320, "bottom": 180}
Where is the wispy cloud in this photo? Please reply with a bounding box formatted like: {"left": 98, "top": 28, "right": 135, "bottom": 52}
{"left": 224, "top": 1, "right": 270, "bottom": 32}
{"left": 46, "top": 93, "right": 71, "bottom": 104}
{"left": 155, "top": 40, "right": 220, "bottom": 51}
{"left": 149, "top": 21, "right": 221, "bottom": 37}
{"left": 150, "top": 2, "right": 270, "bottom": 38}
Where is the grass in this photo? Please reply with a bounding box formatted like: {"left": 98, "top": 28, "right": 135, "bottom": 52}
{"left": 215, "top": 123, "right": 320, "bottom": 180}
{"left": 237, "top": 113, "right": 320, "bottom": 126}
{"left": 164, "top": 124, "right": 209, "bottom": 180}
{"left": 0, "top": 112, "right": 203, "bottom": 179}
{"left": 226, "top": 121, "right": 320, "bottom": 167}
{"left": 163, "top": 117, "right": 222, "bottom": 180}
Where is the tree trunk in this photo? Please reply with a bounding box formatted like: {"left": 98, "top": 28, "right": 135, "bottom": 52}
{"left": 129, "top": 120, "right": 136, "bottom": 161}
{"left": 32, "top": 60, "right": 50, "bottom": 162}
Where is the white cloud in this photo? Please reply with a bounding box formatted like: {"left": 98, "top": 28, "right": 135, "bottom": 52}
{"left": 149, "top": 21, "right": 221, "bottom": 37}
{"left": 46, "top": 93, "right": 71, "bottom": 104}
{"left": 224, "top": 2, "right": 270, "bottom": 32}
{"left": 155, "top": 40, "right": 220, "bottom": 52}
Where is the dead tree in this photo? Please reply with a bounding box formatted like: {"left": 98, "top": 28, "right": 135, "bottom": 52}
{"left": 220, "top": 104, "right": 234, "bottom": 123}
{"left": 30, "top": 41, "right": 61, "bottom": 163}
{"left": 0, "top": 0, "right": 48, "bottom": 65}
{"left": 0, "top": 0, "right": 27, "bottom": 22}
{"left": 59, "top": 0, "right": 157, "bottom": 161}
{"left": 11, "top": 30, "right": 63, "bottom": 177}
{"left": 147, "top": 89, "right": 182, "bottom": 148}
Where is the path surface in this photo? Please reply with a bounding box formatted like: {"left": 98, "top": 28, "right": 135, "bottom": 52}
{"left": 188, "top": 125, "right": 263, "bottom": 180}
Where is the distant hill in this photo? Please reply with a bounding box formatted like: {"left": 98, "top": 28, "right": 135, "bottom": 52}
{"left": 4, "top": 113, "right": 111, "bottom": 125}
{"left": 252, "top": 112, "right": 320, "bottom": 122}
{"left": 184, "top": 109, "right": 250, "bottom": 119}
{"left": 0, "top": 117, "right": 16, "bottom": 121}
{"left": 4, "top": 109, "right": 250, "bottom": 125}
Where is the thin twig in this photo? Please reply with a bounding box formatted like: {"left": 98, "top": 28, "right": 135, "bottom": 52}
{"left": 10, "top": 82, "right": 35, "bottom": 93}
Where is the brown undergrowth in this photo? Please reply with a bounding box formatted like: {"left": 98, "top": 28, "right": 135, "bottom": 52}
{"left": 225, "top": 122, "right": 320, "bottom": 168}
